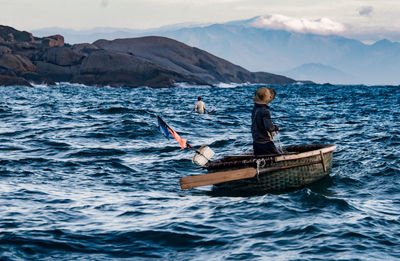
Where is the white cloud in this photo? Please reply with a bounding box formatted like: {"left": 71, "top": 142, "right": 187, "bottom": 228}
{"left": 249, "top": 14, "right": 346, "bottom": 35}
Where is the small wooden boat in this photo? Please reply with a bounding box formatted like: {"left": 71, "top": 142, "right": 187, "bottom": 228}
{"left": 180, "top": 144, "right": 336, "bottom": 194}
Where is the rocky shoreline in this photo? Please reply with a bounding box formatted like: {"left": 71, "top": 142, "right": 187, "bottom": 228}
{"left": 0, "top": 25, "right": 296, "bottom": 87}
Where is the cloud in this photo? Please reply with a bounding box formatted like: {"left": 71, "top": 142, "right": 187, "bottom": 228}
{"left": 147, "top": 0, "right": 243, "bottom": 3}
{"left": 249, "top": 14, "right": 346, "bottom": 35}
{"left": 358, "top": 6, "right": 373, "bottom": 17}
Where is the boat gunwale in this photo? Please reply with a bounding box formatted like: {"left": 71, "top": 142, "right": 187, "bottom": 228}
{"left": 205, "top": 144, "right": 336, "bottom": 170}
{"left": 274, "top": 144, "right": 336, "bottom": 162}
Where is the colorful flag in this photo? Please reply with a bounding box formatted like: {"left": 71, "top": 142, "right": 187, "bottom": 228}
{"left": 157, "top": 116, "right": 187, "bottom": 149}
{"left": 168, "top": 128, "right": 187, "bottom": 149}
{"left": 157, "top": 116, "right": 170, "bottom": 140}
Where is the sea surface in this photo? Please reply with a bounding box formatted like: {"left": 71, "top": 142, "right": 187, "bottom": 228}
{"left": 0, "top": 83, "right": 399, "bottom": 260}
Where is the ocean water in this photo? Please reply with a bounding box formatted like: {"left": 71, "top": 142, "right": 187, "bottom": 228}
{"left": 0, "top": 83, "right": 399, "bottom": 260}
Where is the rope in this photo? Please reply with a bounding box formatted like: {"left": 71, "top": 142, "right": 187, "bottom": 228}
{"left": 275, "top": 133, "right": 284, "bottom": 154}
{"left": 255, "top": 158, "right": 266, "bottom": 183}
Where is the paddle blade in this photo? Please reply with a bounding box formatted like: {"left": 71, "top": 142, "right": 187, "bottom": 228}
{"left": 180, "top": 168, "right": 256, "bottom": 190}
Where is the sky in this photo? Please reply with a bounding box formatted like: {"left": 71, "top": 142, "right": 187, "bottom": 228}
{"left": 2, "top": 0, "right": 400, "bottom": 42}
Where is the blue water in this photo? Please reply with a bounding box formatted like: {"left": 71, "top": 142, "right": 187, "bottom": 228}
{"left": 0, "top": 83, "right": 399, "bottom": 260}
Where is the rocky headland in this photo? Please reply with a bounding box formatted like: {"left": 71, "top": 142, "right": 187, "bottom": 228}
{"left": 0, "top": 25, "right": 296, "bottom": 87}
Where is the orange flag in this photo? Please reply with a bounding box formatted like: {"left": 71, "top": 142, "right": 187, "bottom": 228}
{"left": 168, "top": 129, "right": 187, "bottom": 149}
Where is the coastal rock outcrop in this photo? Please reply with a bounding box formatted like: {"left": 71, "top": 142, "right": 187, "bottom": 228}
{"left": 42, "top": 35, "right": 64, "bottom": 47}
{"left": 72, "top": 50, "right": 181, "bottom": 87}
{"left": 92, "top": 37, "right": 294, "bottom": 86}
{"left": 0, "top": 25, "right": 296, "bottom": 87}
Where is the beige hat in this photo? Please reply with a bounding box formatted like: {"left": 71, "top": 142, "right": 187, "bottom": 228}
{"left": 253, "top": 87, "right": 276, "bottom": 104}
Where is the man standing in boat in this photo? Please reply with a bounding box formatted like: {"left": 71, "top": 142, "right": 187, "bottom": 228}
{"left": 192, "top": 96, "right": 206, "bottom": 114}
{"left": 252, "top": 87, "right": 280, "bottom": 155}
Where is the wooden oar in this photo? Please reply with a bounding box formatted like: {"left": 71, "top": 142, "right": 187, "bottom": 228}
{"left": 180, "top": 156, "right": 330, "bottom": 190}
{"left": 180, "top": 168, "right": 256, "bottom": 190}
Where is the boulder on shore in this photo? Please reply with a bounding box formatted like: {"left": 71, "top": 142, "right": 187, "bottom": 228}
{"left": 0, "top": 53, "right": 36, "bottom": 74}
{"left": 0, "top": 75, "right": 32, "bottom": 87}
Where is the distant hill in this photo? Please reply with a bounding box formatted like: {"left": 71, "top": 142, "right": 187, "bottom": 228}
{"left": 154, "top": 23, "right": 400, "bottom": 85}
{"left": 33, "top": 16, "right": 400, "bottom": 85}
{"left": 1, "top": 25, "right": 295, "bottom": 87}
{"left": 284, "top": 63, "right": 355, "bottom": 84}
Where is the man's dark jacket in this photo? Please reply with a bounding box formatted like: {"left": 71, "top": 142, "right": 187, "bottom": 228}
{"left": 251, "top": 104, "right": 278, "bottom": 144}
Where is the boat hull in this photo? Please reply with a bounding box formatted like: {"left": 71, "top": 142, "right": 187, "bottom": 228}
{"left": 207, "top": 144, "right": 336, "bottom": 193}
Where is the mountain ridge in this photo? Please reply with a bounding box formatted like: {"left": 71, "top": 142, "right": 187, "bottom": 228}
{"left": 31, "top": 16, "right": 400, "bottom": 85}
